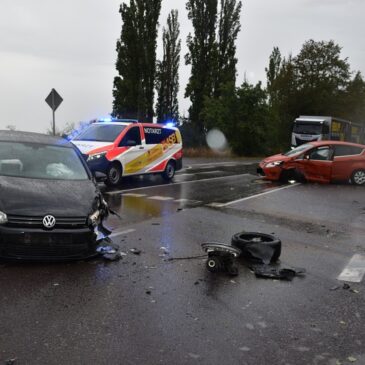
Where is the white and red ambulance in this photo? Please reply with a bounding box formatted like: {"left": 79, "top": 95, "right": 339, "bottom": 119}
{"left": 71, "top": 120, "right": 183, "bottom": 186}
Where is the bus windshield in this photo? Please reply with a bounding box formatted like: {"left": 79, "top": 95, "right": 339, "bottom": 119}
{"left": 293, "top": 122, "right": 323, "bottom": 135}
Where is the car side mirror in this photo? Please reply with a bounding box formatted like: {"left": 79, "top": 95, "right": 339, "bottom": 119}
{"left": 304, "top": 155, "right": 310, "bottom": 160}
{"left": 93, "top": 171, "right": 107, "bottom": 183}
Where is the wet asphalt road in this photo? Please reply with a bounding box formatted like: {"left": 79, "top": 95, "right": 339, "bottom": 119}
{"left": 1, "top": 158, "right": 365, "bottom": 365}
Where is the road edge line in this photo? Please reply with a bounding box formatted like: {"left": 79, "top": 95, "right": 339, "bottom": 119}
{"left": 222, "top": 183, "right": 300, "bottom": 207}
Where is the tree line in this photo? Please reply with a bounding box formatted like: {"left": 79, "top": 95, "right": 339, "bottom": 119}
{"left": 112, "top": 0, "right": 365, "bottom": 155}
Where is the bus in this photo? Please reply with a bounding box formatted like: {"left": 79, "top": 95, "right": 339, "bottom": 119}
{"left": 291, "top": 116, "right": 364, "bottom": 147}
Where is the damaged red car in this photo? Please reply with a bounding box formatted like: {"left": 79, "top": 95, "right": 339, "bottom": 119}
{"left": 0, "top": 131, "right": 109, "bottom": 260}
{"left": 257, "top": 141, "right": 365, "bottom": 185}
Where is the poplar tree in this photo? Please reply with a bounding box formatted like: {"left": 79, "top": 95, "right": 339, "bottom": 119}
{"left": 156, "top": 10, "right": 181, "bottom": 124}
{"left": 185, "top": 0, "right": 218, "bottom": 135}
{"left": 216, "top": 0, "right": 242, "bottom": 92}
{"left": 113, "top": 0, "right": 162, "bottom": 122}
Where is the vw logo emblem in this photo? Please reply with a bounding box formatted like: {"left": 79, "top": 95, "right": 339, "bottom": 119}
{"left": 43, "top": 215, "right": 56, "bottom": 229}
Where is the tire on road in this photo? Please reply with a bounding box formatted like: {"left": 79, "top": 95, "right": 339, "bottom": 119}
{"left": 231, "top": 232, "right": 281, "bottom": 263}
{"left": 351, "top": 169, "right": 365, "bottom": 186}
{"left": 162, "top": 160, "right": 176, "bottom": 181}
{"left": 105, "top": 162, "right": 123, "bottom": 187}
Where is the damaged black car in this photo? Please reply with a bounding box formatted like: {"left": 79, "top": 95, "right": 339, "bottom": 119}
{"left": 0, "top": 131, "right": 109, "bottom": 260}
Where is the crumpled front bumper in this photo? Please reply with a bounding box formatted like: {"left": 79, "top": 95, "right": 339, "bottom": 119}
{"left": 0, "top": 225, "right": 97, "bottom": 261}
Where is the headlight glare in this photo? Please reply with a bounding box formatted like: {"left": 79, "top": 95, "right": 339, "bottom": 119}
{"left": 87, "top": 152, "right": 107, "bottom": 162}
{"left": 0, "top": 211, "right": 8, "bottom": 224}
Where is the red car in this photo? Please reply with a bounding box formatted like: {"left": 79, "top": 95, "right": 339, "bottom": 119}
{"left": 257, "top": 141, "right": 365, "bottom": 185}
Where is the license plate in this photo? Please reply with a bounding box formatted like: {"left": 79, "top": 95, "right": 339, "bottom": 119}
{"left": 23, "top": 233, "right": 73, "bottom": 245}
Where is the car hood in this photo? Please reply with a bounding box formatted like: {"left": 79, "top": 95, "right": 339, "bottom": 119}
{"left": 260, "top": 153, "right": 292, "bottom": 165}
{"left": 71, "top": 141, "right": 114, "bottom": 155}
{"left": 0, "top": 176, "right": 98, "bottom": 216}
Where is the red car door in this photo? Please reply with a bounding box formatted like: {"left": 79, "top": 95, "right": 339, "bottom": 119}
{"left": 299, "top": 146, "right": 333, "bottom": 183}
{"left": 331, "top": 144, "right": 365, "bottom": 181}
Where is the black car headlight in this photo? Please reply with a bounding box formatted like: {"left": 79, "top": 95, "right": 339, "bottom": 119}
{"left": 0, "top": 211, "right": 8, "bottom": 224}
{"left": 87, "top": 152, "right": 107, "bottom": 162}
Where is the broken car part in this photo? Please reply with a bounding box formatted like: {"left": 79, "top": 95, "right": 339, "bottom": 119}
{"left": 201, "top": 242, "right": 241, "bottom": 276}
{"left": 202, "top": 232, "right": 304, "bottom": 281}
{"left": 96, "top": 237, "right": 125, "bottom": 261}
{"left": 250, "top": 265, "right": 306, "bottom": 281}
{"left": 231, "top": 232, "right": 281, "bottom": 264}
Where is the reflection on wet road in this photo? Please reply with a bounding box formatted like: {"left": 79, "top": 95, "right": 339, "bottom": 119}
{"left": 103, "top": 160, "right": 284, "bottom": 226}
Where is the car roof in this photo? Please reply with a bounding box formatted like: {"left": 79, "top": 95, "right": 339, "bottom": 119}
{"left": 0, "top": 130, "right": 73, "bottom": 147}
{"left": 93, "top": 122, "right": 130, "bottom": 126}
{"left": 310, "top": 140, "right": 365, "bottom": 148}
{"left": 93, "top": 121, "right": 178, "bottom": 130}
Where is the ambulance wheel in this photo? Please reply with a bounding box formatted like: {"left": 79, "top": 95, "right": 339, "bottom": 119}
{"left": 206, "top": 256, "right": 223, "bottom": 273}
{"left": 106, "top": 162, "right": 123, "bottom": 187}
{"left": 162, "top": 161, "right": 175, "bottom": 181}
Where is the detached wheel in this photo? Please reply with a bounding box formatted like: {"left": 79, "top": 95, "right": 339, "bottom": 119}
{"left": 206, "top": 256, "right": 223, "bottom": 273}
{"left": 231, "top": 232, "right": 281, "bottom": 263}
{"left": 351, "top": 169, "right": 365, "bottom": 186}
{"left": 105, "top": 162, "right": 123, "bottom": 187}
{"left": 162, "top": 161, "right": 175, "bottom": 181}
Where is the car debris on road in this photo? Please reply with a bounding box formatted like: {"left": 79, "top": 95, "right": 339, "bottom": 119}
{"left": 202, "top": 231, "right": 306, "bottom": 281}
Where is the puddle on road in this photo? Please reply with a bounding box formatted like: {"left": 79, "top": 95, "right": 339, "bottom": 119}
{"left": 103, "top": 177, "right": 284, "bottom": 227}
{"left": 105, "top": 194, "right": 182, "bottom": 227}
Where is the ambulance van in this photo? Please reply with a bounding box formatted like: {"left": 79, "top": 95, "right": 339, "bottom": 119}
{"left": 71, "top": 120, "right": 183, "bottom": 186}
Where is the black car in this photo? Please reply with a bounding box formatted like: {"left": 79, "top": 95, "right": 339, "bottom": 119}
{"left": 0, "top": 131, "right": 108, "bottom": 260}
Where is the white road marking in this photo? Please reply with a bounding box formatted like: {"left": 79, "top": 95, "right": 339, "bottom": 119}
{"left": 175, "top": 173, "right": 195, "bottom": 177}
{"left": 338, "top": 254, "right": 365, "bottom": 283}
{"left": 148, "top": 196, "right": 175, "bottom": 201}
{"left": 105, "top": 173, "right": 250, "bottom": 194}
{"left": 109, "top": 228, "right": 136, "bottom": 238}
{"left": 198, "top": 170, "right": 222, "bottom": 175}
{"left": 122, "top": 193, "right": 147, "bottom": 197}
{"left": 221, "top": 183, "right": 300, "bottom": 207}
{"left": 188, "top": 161, "right": 256, "bottom": 167}
{"left": 206, "top": 202, "right": 226, "bottom": 208}
{"left": 174, "top": 199, "right": 202, "bottom": 205}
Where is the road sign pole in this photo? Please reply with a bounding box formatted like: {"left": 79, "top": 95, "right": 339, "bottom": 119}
{"left": 52, "top": 91, "right": 55, "bottom": 136}
{"left": 52, "top": 109, "right": 56, "bottom": 136}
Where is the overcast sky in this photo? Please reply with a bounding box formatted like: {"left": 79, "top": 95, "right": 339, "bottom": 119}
{"left": 0, "top": 0, "right": 364, "bottom": 133}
